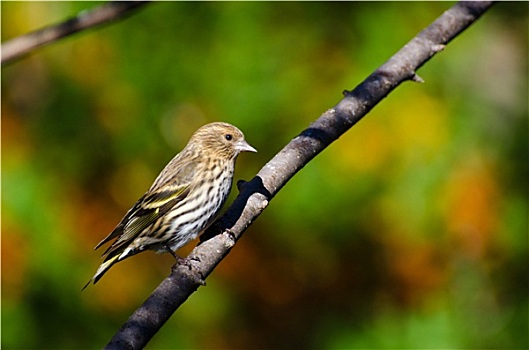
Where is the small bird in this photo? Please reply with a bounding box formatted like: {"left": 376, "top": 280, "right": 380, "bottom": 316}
{"left": 83, "top": 122, "right": 256, "bottom": 289}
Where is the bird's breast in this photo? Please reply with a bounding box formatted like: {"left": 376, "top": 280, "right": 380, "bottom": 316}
{"left": 164, "top": 163, "right": 234, "bottom": 251}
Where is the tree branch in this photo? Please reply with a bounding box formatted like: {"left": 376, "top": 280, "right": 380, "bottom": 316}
{"left": 1, "top": 1, "right": 150, "bottom": 65}
{"left": 105, "top": 1, "right": 495, "bottom": 349}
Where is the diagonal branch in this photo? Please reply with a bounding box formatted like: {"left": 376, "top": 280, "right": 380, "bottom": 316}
{"left": 1, "top": 1, "right": 150, "bottom": 65}
{"left": 104, "top": 1, "right": 495, "bottom": 349}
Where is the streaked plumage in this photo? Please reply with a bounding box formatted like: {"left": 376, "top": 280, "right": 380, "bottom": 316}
{"left": 83, "top": 122, "right": 256, "bottom": 289}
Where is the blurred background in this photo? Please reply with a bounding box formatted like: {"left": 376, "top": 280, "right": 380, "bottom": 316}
{"left": 2, "top": 2, "right": 527, "bottom": 349}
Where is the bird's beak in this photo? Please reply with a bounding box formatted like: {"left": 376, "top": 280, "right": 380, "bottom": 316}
{"left": 237, "top": 140, "right": 257, "bottom": 153}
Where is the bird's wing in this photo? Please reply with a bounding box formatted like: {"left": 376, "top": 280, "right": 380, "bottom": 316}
{"left": 102, "top": 185, "right": 190, "bottom": 258}
{"left": 94, "top": 159, "right": 198, "bottom": 256}
{"left": 96, "top": 185, "right": 190, "bottom": 258}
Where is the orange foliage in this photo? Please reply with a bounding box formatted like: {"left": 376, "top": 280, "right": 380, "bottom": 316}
{"left": 2, "top": 105, "right": 32, "bottom": 161}
{"left": 384, "top": 238, "right": 446, "bottom": 306}
{"left": 441, "top": 157, "right": 499, "bottom": 259}
{"left": 2, "top": 222, "right": 29, "bottom": 302}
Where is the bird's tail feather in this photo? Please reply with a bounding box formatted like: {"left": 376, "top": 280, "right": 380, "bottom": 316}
{"left": 82, "top": 255, "right": 120, "bottom": 291}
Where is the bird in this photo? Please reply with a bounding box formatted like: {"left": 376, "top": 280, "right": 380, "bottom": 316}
{"left": 83, "top": 122, "right": 256, "bottom": 289}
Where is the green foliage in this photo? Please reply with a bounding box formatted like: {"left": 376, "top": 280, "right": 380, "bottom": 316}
{"left": 2, "top": 2, "right": 527, "bottom": 349}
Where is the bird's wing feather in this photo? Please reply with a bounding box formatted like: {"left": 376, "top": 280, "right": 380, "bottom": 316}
{"left": 101, "top": 185, "right": 190, "bottom": 259}
{"left": 94, "top": 158, "right": 198, "bottom": 255}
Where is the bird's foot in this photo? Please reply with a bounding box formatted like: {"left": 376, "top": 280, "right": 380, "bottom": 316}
{"left": 170, "top": 256, "right": 206, "bottom": 286}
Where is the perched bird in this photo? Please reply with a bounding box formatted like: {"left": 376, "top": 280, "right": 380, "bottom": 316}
{"left": 83, "top": 122, "right": 256, "bottom": 289}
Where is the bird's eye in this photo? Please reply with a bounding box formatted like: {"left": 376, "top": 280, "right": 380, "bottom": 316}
{"left": 225, "top": 134, "right": 233, "bottom": 141}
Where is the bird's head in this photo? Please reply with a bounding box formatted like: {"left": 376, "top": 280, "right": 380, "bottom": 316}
{"left": 189, "top": 122, "right": 257, "bottom": 160}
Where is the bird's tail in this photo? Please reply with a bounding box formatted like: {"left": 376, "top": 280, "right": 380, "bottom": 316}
{"left": 82, "top": 255, "right": 120, "bottom": 291}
